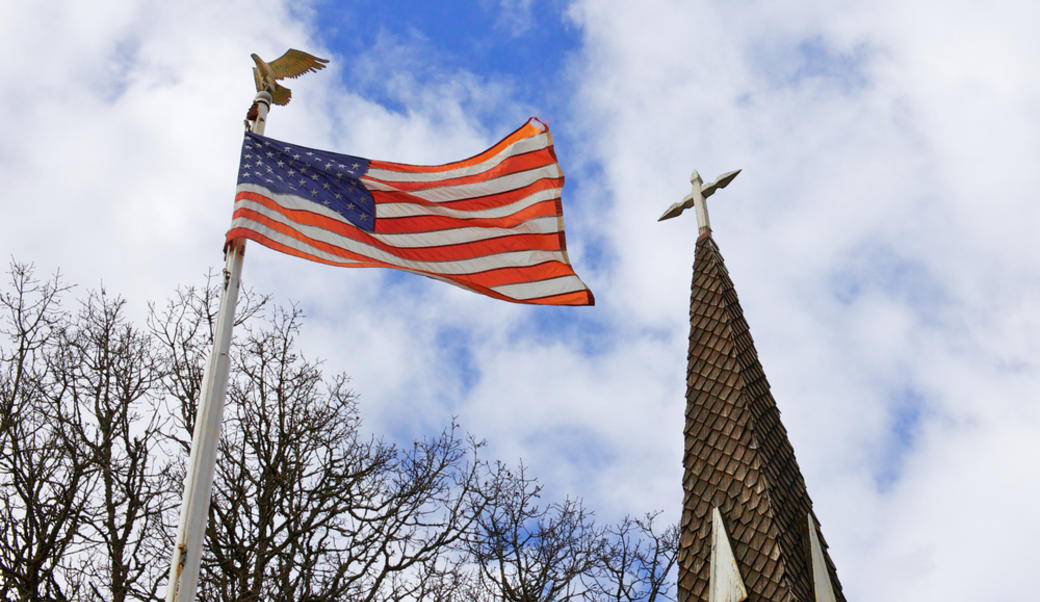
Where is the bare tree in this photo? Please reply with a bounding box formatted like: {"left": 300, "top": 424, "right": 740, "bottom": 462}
{"left": 150, "top": 291, "right": 500, "bottom": 602}
{"left": 0, "top": 263, "right": 92, "bottom": 601}
{"left": 0, "top": 264, "right": 175, "bottom": 602}
{"left": 594, "top": 513, "right": 679, "bottom": 602}
{"left": 66, "top": 291, "right": 172, "bottom": 602}
{"left": 465, "top": 465, "right": 606, "bottom": 601}
{"left": 2, "top": 265, "right": 681, "bottom": 602}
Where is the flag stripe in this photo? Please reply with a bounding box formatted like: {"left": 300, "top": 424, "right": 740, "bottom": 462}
{"left": 365, "top": 133, "right": 551, "bottom": 182}
{"left": 232, "top": 206, "right": 571, "bottom": 274}
{"left": 227, "top": 224, "right": 586, "bottom": 295}
{"left": 227, "top": 224, "right": 591, "bottom": 304}
{"left": 364, "top": 149, "right": 554, "bottom": 192}
{"left": 362, "top": 163, "right": 562, "bottom": 204}
{"left": 235, "top": 195, "right": 564, "bottom": 247}
{"left": 491, "top": 275, "right": 590, "bottom": 300}
{"left": 233, "top": 203, "right": 565, "bottom": 262}
{"left": 237, "top": 185, "right": 564, "bottom": 241}
{"left": 374, "top": 201, "right": 562, "bottom": 234}
{"left": 227, "top": 118, "right": 594, "bottom": 305}
{"left": 366, "top": 120, "right": 545, "bottom": 174}
{"left": 372, "top": 179, "right": 564, "bottom": 216}
{"left": 229, "top": 226, "right": 593, "bottom": 306}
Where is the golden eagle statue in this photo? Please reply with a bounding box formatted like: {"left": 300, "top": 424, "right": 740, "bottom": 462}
{"left": 251, "top": 49, "right": 329, "bottom": 106}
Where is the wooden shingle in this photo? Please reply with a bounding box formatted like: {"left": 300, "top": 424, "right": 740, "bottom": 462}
{"left": 679, "top": 234, "right": 845, "bottom": 601}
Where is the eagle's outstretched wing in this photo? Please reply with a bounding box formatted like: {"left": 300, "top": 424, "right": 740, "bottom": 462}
{"left": 268, "top": 49, "right": 329, "bottom": 80}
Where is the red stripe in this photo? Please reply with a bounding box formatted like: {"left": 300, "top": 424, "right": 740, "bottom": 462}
{"left": 449, "top": 261, "right": 583, "bottom": 287}
{"left": 523, "top": 289, "right": 596, "bottom": 306}
{"left": 227, "top": 228, "right": 588, "bottom": 305}
{"left": 228, "top": 216, "right": 580, "bottom": 286}
{"left": 233, "top": 204, "right": 563, "bottom": 262}
{"left": 367, "top": 120, "right": 544, "bottom": 174}
{"left": 236, "top": 192, "right": 563, "bottom": 257}
{"left": 231, "top": 215, "right": 386, "bottom": 266}
{"left": 363, "top": 149, "right": 555, "bottom": 192}
{"left": 227, "top": 228, "right": 379, "bottom": 268}
{"left": 374, "top": 199, "right": 561, "bottom": 234}
{"left": 370, "top": 176, "right": 563, "bottom": 211}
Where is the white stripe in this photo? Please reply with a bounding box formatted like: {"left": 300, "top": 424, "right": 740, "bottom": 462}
{"left": 237, "top": 216, "right": 589, "bottom": 301}
{"left": 364, "top": 132, "right": 551, "bottom": 183}
{"left": 362, "top": 163, "right": 562, "bottom": 204}
{"left": 375, "top": 186, "right": 561, "bottom": 220}
{"left": 238, "top": 183, "right": 346, "bottom": 222}
{"left": 237, "top": 196, "right": 562, "bottom": 248}
{"left": 231, "top": 213, "right": 569, "bottom": 275}
{"left": 239, "top": 179, "right": 562, "bottom": 223}
{"left": 490, "top": 275, "right": 589, "bottom": 300}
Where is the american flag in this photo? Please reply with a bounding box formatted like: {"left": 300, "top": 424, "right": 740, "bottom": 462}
{"left": 227, "top": 119, "right": 594, "bottom": 306}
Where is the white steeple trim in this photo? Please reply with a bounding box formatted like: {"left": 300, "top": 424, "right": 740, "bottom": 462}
{"left": 709, "top": 507, "right": 748, "bottom": 602}
{"left": 808, "top": 514, "right": 838, "bottom": 602}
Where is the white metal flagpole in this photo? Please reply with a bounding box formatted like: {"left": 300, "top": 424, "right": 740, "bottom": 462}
{"left": 164, "top": 89, "right": 272, "bottom": 602}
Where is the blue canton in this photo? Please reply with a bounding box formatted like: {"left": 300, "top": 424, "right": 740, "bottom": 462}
{"left": 237, "top": 132, "right": 375, "bottom": 232}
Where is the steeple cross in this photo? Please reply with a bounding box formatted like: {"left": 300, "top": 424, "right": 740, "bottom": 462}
{"left": 658, "top": 169, "right": 741, "bottom": 234}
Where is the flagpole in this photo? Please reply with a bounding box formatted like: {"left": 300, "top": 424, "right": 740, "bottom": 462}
{"left": 164, "top": 89, "right": 272, "bottom": 602}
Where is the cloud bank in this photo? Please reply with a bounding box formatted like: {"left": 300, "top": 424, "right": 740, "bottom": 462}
{"left": 2, "top": 1, "right": 1038, "bottom": 599}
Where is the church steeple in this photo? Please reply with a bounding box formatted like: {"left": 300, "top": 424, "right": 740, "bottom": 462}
{"left": 665, "top": 173, "right": 844, "bottom": 601}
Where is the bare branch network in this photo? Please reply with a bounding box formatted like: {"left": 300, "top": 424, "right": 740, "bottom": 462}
{"left": 0, "top": 261, "right": 677, "bottom": 602}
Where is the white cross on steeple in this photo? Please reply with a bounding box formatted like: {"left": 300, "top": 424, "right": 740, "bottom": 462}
{"left": 658, "top": 169, "right": 741, "bottom": 233}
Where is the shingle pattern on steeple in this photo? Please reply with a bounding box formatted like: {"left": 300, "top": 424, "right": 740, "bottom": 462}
{"left": 678, "top": 234, "right": 844, "bottom": 601}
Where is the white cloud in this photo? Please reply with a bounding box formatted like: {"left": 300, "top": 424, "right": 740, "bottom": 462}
{"left": 3, "top": 1, "right": 1039, "bottom": 599}
{"left": 564, "top": 0, "right": 1040, "bottom": 598}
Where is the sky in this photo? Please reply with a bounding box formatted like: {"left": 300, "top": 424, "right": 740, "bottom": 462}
{"left": 2, "top": 1, "right": 1039, "bottom": 599}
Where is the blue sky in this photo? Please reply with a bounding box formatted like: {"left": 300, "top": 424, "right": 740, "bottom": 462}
{"left": 3, "top": 1, "right": 1040, "bottom": 599}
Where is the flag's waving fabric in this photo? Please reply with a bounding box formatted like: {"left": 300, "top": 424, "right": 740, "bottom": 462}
{"left": 227, "top": 119, "right": 594, "bottom": 306}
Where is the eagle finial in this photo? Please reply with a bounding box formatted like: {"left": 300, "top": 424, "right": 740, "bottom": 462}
{"left": 250, "top": 49, "right": 329, "bottom": 106}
